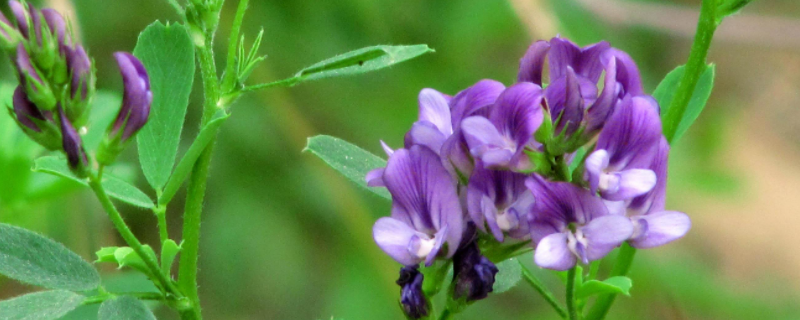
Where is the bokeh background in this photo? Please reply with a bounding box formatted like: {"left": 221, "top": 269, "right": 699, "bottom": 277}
{"left": 1, "top": 0, "right": 800, "bottom": 319}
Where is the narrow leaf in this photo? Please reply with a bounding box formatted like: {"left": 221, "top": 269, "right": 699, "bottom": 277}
{"left": 653, "top": 64, "right": 715, "bottom": 143}
{"left": 304, "top": 135, "right": 390, "bottom": 200}
{"left": 576, "top": 276, "right": 632, "bottom": 299}
{"left": 493, "top": 258, "right": 523, "bottom": 294}
{"left": 159, "top": 109, "right": 229, "bottom": 205}
{"left": 295, "top": 45, "right": 433, "bottom": 82}
{"left": 0, "top": 290, "right": 84, "bottom": 320}
{"left": 98, "top": 296, "right": 156, "bottom": 320}
{"left": 33, "top": 156, "right": 155, "bottom": 208}
{"left": 133, "top": 21, "right": 195, "bottom": 191}
{"left": 160, "top": 239, "right": 181, "bottom": 274}
{"left": 0, "top": 223, "right": 100, "bottom": 291}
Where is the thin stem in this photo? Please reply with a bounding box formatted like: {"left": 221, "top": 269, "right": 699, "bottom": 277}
{"left": 178, "top": 19, "right": 223, "bottom": 320}
{"left": 566, "top": 267, "right": 578, "bottom": 320}
{"left": 221, "top": 0, "right": 250, "bottom": 92}
{"left": 154, "top": 205, "right": 169, "bottom": 243}
{"left": 584, "top": 243, "right": 636, "bottom": 320}
{"left": 239, "top": 77, "right": 298, "bottom": 92}
{"left": 88, "top": 171, "right": 182, "bottom": 298}
{"left": 82, "top": 292, "right": 166, "bottom": 305}
{"left": 519, "top": 262, "right": 567, "bottom": 319}
{"left": 662, "top": 0, "right": 718, "bottom": 142}
{"left": 437, "top": 308, "right": 453, "bottom": 320}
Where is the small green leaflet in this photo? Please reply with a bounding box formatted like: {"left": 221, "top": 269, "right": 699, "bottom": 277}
{"left": 33, "top": 156, "right": 155, "bottom": 209}
{"left": 159, "top": 109, "right": 229, "bottom": 206}
{"left": 493, "top": 258, "right": 523, "bottom": 293}
{"left": 304, "top": 135, "right": 390, "bottom": 200}
{"left": 295, "top": 45, "right": 433, "bottom": 82}
{"left": 96, "top": 246, "right": 158, "bottom": 278}
{"left": 653, "top": 64, "right": 715, "bottom": 143}
{"left": 98, "top": 296, "right": 157, "bottom": 320}
{"left": 160, "top": 239, "right": 182, "bottom": 275}
{"left": 0, "top": 223, "right": 100, "bottom": 291}
{"left": 134, "top": 21, "right": 195, "bottom": 191}
{"left": 0, "top": 290, "right": 85, "bottom": 320}
{"left": 576, "top": 276, "right": 633, "bottom": 299}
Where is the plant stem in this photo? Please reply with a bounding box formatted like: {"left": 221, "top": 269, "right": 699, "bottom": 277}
{"left": 584, "top": 243, "right": 636, "bottom": 320}
{"left": 82, "top": 292, "right": 166, "bottom": 305}
{"left": 662, "top": 0, "right": 718, "bottom": 142}
{"left": 437, "top": 308, "right": 454, "bottom": 320}
{"left": 566, "top": 267, "right": 578, "bottom": 320}
{"left": 221, "top": 0, "right": 250, "bottom": 92}
{"left": 178, "top": 19, "right": 222, "bottom": 320}
{"left": 88, "top": 171, "right": 181, "bottom": 298}
{"left": 240, "top": 76, "right": 298, "bottom": 92}
{"left": 519, "top": 262, "right": 567, "bottom": 319}
{"left": 154, "top": 204, "right": 169, "bottom": 243}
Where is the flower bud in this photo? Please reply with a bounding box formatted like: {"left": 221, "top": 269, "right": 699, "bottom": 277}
{"left": 97, "top": 52, "right": 151, "bottom": 165}
{"left": 451, "top": 240, "right": 498, "bottom": 304}
{"left": 9, "top": 1, "right": 31, "bottom": 38}
{"left": 0, "top": 11, "right": 21, "bottom": 49}
{"left": 41, "top": 8, "right": 71, "bottom": 85}
{"left": 58, "top": 106, "right": 88, "bottom": 176}
{"left": 16, "top": 43, "right": 56, "bottom": 110}
{"left": 396, "top": 266, "right": 430, "bottom": 320}
{"left": 12, "top": 85, "right": 44, "bottom": 131}
{"left": 11, "top": 86, "right": 61, "bottom": 150}
{"left": 64, "top": 45, "right": 94, "bottom": 124}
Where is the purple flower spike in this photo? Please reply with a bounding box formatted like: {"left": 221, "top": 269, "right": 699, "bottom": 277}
{"left": 467, "top": 164, "right": 533, "bottom": 242}
{"left": 111, "top": 52, "right": 151, "bottom": 141}
{"left": 527, "top": 176, "right": 633, "bottom": 270}
{"left": 372, "top": 145, "right": 464, "bottom": 266}
{"left": 626, "top": 139, "right": 691, "bottom": 248}
{"left": 397, "top": 266, "right": 429, "bottom": 319}
{"left": 12, "top": 86, "right": 44, "bottom": 131}
{"left": 452, "top": 239, "right": 499, "bottom": 302}
{"left": 462, "top": 82, "right": 544, "bottom": 171}
{"left": 58, "top": 106, "right": 87, "bottom": 170}
{"left": 584, "top": 96, "right": 662, "bottom": 201}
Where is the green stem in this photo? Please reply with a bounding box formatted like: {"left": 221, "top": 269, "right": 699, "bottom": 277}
{"left": 154, "top": 205, "right": 169, "bottom": 243}
{"left": 87, "top": 171, "right": 181, "bottom": 298}
{"left": 519, "top": 262, "right": 567, "bottom": 319}
{"left": 566, "top": 267, "right": 578, "bottom": 320}
{"left": 82, "top": 292, "right": 166, "bottom": 305}
{"left": 437, "top": 308, "right": 454, "bottom": 320}
{"left": 221, "top": 0, "right": 250, "bottom": 92}
{"left": 239, "top": 77, "right": 299, "bottom": 93}
{"left": 584, "top": 243, "right": 636, "bottom": 320}
{"left": 662, "top": 0, "right": 718, "bottom": 142}
{"left": 178, "top": 19, "right": 223, "bottom": 320}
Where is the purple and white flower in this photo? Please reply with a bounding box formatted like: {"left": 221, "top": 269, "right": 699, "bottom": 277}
{"left": 466, "top": 164, "right": 533, "bottom": 242}
{"left": 372, "top": 145, "right": 464, "bottom": 266}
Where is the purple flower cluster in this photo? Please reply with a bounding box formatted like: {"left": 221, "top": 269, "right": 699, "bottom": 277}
{"left": 366, "top": 36, "right": 691, "bottom": 316}
{"left": 3, "top": 1, "right": 151, "bottom": 170}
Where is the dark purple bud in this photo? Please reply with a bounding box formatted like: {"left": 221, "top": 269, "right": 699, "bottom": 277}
{"left": 397, "top": 266, "right": 429, "bottom": 319}
{"left": 452, "top": 239, "right": 498, "bottom": 302}
{"left": 12, "top": 86, "right": 44, "bottom": 132}
{"left": 41, "top": 8, "right": 69, "bottom": 46}
{"left": 68, "top": 45, "right": 92, "bottom": 100}
{"left": 111, "top": 52, "right": 151, "bottom": 141}
{"left": 58, "top": 106, "right": 87, "bottom": 170}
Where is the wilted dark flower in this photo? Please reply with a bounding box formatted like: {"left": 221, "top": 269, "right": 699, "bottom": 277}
{"left": 371, "top": 145, "right": 463, "bottom": 266}
{"left": 451, "top": 235, "right": 498, "bottom": 302}
{"left": 396, "top": 266, "right": 429, "bottom": 319}
{"left": 110, "top": 52, "right": 151, "bottom": 141}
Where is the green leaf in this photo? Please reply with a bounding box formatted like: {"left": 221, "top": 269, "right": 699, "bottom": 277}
{"left": 83, "top": 91, "right": 122, "bottom": 150}
{"left": 493, "top": 258, "right": 523, "bottom": 293}
{"left": 98, "top": 246, "right": 158, "bottom": 278}
{"left": 160, "top": 239, "right": 181, "bottom": 274}
{"left": 716, "top": 0, "right": 754, "bottom": 23}
{"left": 304, "top": 135, "right": 390, "bottom": 200}
{"left": 0, "top": 290, "right": 85, "bottom": 320}
{"left": 33, "top": 156, "right": 155, "bottom": 208}
{"left": 653, "top": 64, "right": 715, "bottom": 143}
{"left": 576, "top": 276, "right": 632, "bottom": 299}
{"left": 98, "top": 296, "right": 156, "bottom": 320}
{"left": 0, "top": 223, "right": 100, "bottom": 291}
{"left": 133, "top": 21, "right": 195, "bottom": 191}
{"left": 158, "top": 109, "right": 229, "bottom": 205}
{"left": 295, "top": 45, "right": 433, "bottom": 82}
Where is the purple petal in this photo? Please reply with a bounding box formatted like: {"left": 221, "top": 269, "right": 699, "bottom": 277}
{"left": 545, "top": 67, "right": 588, "bottom": 135}
{"left": 573, "top": 41, "right": 611, "bottom": 83}
{"left": 16, "top": 44, "right": 41, "bottom": 83}
{"left": 405, "top": 120, "right": 447, "bottom": 154}
{"left": 9, "top": 1, "right": 29, "bottom": 38}
{"left": 526, "top": 175, "right": 608, "bottom": 226}
{"left": 629, "top": 211, "right": 691, "bottom": 249}
{"left": 462, "top": 116, "right": 513, "bottom": 168}
{"left": 534, "top": 232, "right": 576, "bottom": 271}
{"left": 596, "top": 96, "right": 662, "bottom": 170}
{"left": 418, "top": 88, "right": 452, "bottom": 136}
{"left": 441, "top": 132, "right": 474, "bottom": 177}
{"left": 600, "top": 169, "right": 657, "bottom": 201}
{"left": 629, "top": 138, "right": 669, "bottom": 215}
{"left": 113, "top": 52, "right": 152, "bottom": 141}
{"left": 365, "top": 168, "right": 385, "bottom": 187}
{"left": 584, "top": 149, "right": 610, "bottom": 194}
{"left": 488, "top": 82, "right": 544, "bottom": 164}
{"left": 581, "top": 215, "right": 633, "bottom": 261}
{"left": 12, "top": 86, "right": 44, "bottom": 131}
{"left": 601, "top": 48, "right": 644, "bottom": 96}
{"left": 585, "top": 57, "right": 620, "bottom": 134}
{"left": 450, "top": 79, "right": 506, "bottom": 126}
{"left": 481, "top": 196, "right": 504, "bottom": 242}
{"left": 373, "top": 217, "right": 426, "bottom": 266}
{"left": 41, "top": 8, "right": 68, "bottom": 45}
{"left": 548, "top": 37, "right": 581, "bottom": 81}
{"left": 58, "top": 106, "right": 87, "bottom": 169}
{"left": 380, "top": 140, "right": 394, "bottom": 157}
{"left": 518, "top": 40, "right": 551, "bottom": 85}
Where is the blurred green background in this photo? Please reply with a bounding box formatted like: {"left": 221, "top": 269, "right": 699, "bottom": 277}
{"left": 2, "top": 0, "right": 800, "bottom": 319}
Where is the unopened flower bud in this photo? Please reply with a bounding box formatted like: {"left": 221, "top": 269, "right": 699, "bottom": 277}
{"left": 0, "top": 11, "right": 21, "bottom": 49}
{"left": 396, "top": 266, "right": 430, "bottom": 319}
{"left": 41, "top": 8, "right": 70, "bottom": 85}
{"left": 9, "top": 1, "right": 30, "bottom": 38}
{"left": 58, "top": 106, "right": 88, "bottom": 176}
{"left": 64, "top": 45, "right": 94, "bottom": 124}
{"left": 16, "top": 43, "right": 55, "bottom": 110}
{"left": 12, "top": 85, "right": 44, "bottom": 131}
{"left": 11, "top": 86, "right": 61, "bottom": 150}
{"left": 97, "top": 52, "right": 151, "bottom": 165}
{"left": 451, "top": 240, "right": 498, "bottom": 303}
